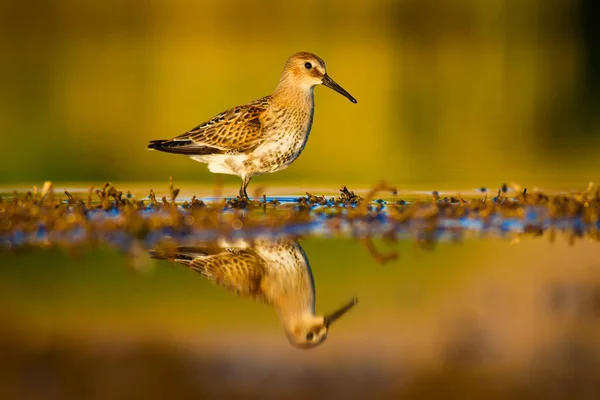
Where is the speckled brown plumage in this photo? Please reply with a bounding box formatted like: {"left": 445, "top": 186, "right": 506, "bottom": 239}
{"left": 188, "top": 248, "right": 265, "bottom": 299}
{"left": 148, "top": 52, "right": 357, "bottom": 200}
{"left": 151, "top": 239, "right": 357, "bottom": 349}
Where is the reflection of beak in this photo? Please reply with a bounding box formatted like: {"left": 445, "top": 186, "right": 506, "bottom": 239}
{"left": 322, "top": 74, "right": 357, "bottom": 103}
{"left": 324, "top": 297, "right": 358, "bottom": 327}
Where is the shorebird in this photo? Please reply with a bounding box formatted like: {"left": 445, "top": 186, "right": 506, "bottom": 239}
{"left": 148, "top": 52, "right": 356, "bottom": 200}
{"left": 150, "top": 239, "right": 357, "bottom": 349}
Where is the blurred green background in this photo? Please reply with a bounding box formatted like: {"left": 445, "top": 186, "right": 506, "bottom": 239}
{"left": 1, "top": 0, "right": 599, "bottom": 187}
{"left": 2, "top": 1, "right": 600, "bottom": 395}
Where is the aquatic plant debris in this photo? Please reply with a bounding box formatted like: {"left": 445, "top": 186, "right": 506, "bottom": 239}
{"left": 0, "top": 180, "right": 599, "bottom": 255}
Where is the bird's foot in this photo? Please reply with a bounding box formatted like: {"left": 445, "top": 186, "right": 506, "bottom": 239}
{"left": 237, "top": 196, "right": 250, "bottom": 205}
{"left": 238, "top": 189, "right": 250, "bottom": 203}
{"left": 226, "top": 193, "right": 251, "bottom": 209}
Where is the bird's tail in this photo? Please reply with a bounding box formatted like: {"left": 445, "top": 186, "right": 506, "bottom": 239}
{"left": 147, "top": 140, "right": 167, "bottom": 151}
{"left": 149, "top": 246, "right": 211, "bottom": 266}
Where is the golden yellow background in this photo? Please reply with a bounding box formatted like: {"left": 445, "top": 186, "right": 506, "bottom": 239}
{"left": 1, "top": 1, "right": 600, "bottom": 397}
{"left": 1, "top": 0, "right": 598, "bottom": 187}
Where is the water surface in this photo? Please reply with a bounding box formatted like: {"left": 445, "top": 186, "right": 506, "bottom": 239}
{"left": 1, "top": 182, "right": 599, "bottom": 398}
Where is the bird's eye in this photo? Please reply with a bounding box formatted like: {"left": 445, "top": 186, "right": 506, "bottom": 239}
{"left": 304, "top": 62, "right": 312, "bottom": 70}
{"left": 306, "top": 332, "right": 314, "bottom": 341}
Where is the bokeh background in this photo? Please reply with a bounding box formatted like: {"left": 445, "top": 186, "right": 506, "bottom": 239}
{"left": 2, "top": 0, "right": 600, "bottom": 398}
{"left": 1, "top": 0, "right": 599, "bottom": 188}
{"left": 3, "top": 237, "right": 600, "bottom": 398}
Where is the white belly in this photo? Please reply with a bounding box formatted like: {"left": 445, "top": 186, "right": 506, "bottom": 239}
{"left": 251, "top": 131, "right": 310, "bottom": 173}
{"left": 190, "top": 154, "right": 248, "bottom": 176}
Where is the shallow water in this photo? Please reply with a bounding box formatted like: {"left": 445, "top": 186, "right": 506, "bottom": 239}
{"left": 1, "top": 182, "right": 599, "bottom": 398}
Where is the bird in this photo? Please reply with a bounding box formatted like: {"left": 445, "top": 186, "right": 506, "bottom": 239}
{"left": 147, "top": 52, "right": 357, "bottom": 201}
{"left": 150, "top": 238, "right": 357, "bottom": 349}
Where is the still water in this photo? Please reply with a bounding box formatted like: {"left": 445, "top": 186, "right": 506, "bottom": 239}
{"left": 1, "top": 183, "right": 599, "bottom": 398}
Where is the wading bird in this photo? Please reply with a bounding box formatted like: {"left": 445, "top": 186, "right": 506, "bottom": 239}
{"left": 148, "top": 52, "right": 356, "bottom": 200}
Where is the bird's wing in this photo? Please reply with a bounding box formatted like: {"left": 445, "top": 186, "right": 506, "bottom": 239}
{"left": 148, "top": 96, "right": 271, "bottom": 155}
{"left": 188, "top": 249, "right": 267, "bottom": 301}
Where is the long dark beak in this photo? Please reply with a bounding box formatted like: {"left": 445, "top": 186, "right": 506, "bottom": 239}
{"left": 324, "top": 297, "right": 358, "bottom": 327}
{"left": 322, "top": 74, "right": 357, "bottom": 103}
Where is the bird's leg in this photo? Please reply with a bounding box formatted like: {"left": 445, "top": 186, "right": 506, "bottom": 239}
{"left": 239, "top": 176, "right": 251, "bottom": 201}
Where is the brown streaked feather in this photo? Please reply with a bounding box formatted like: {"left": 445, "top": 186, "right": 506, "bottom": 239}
{"left": 149, "top": 246, "right": 214, "bottom": 264}
{"left": 147, "top": 139, "right": 223, "bottom": 155}
{"left": 188, "top": 249, "right": 266, "bottom": 300}
{"left": 147, "top": 96, "right": 272, "bottom": 155}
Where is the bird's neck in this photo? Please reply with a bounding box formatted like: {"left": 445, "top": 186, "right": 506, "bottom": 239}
{"left": 279, "top": 310, "right": 316, "bottom": 333}
{"left": 270, "top": 288, "right": 315, "bottom": 325}
{"left": 272, "top": 79, "right": 314, "bottom": 110}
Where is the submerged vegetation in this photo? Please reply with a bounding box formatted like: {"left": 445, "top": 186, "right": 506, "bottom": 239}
{"left": 1, "top": 179, "right": 599, "bottom": 258}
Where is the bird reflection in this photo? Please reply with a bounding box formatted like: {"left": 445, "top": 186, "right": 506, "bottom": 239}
{"left": 150, "top": 238, "right": 357, "bottom": 349}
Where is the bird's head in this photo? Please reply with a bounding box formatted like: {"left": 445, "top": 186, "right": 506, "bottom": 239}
{"left": 280, "top": 52, "right": 357, "bottom": 103}
{"left": 283, "top": 297, "right": 358, "bottom": 349}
